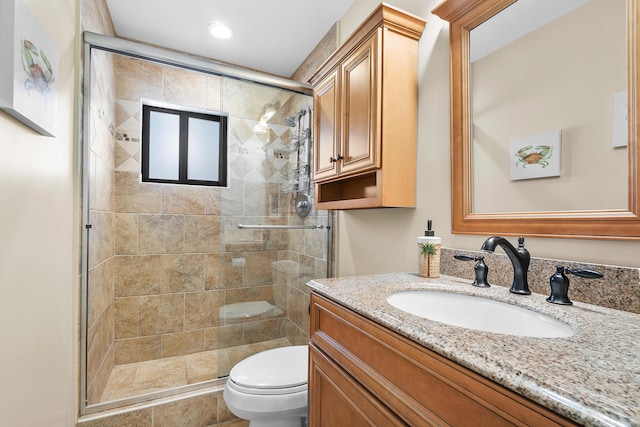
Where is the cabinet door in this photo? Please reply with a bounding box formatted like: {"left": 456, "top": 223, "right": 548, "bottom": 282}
{"left": 309, "top": 344, "right": 406, "bottom": 427}
{"left": 313, "top": 68, "right": 340, "bottom": 182}
{"left": 311, "top": 293, "right": 577, "bottom": 427}
{"left": 340, "top": 31, "right": 381, "bottom": 176}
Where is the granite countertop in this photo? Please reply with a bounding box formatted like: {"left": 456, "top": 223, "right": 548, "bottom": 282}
{"left": 307, "top": 272, "right": 640, "bottom": 427}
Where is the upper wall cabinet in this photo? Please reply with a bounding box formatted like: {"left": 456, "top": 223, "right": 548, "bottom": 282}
{"left": 310, "top": 4, "right": 426, "bottom": 210}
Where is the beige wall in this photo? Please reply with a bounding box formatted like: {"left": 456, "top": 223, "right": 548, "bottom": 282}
{"left": 336, "top": 0, "right": 640, "bottom": 276}
{"left": 0, "top": 0, "right": 78, "bottom": 426}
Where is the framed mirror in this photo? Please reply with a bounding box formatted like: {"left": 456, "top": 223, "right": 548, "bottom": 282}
{"left": 433, "top": 0, "right": 640, "bottom": 239}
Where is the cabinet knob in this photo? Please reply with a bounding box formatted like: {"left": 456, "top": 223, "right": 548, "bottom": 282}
{"left": 329, "top": 155, "right": 344, "bottom": 163}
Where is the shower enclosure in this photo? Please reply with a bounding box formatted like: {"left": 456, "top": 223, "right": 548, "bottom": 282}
{"left": 80, "top": 35, "right": 329, "bottom": 413}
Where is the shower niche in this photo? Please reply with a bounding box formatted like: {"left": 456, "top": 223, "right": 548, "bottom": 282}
{"left": 81, "top": 42, "right": 329, "bottom": 414}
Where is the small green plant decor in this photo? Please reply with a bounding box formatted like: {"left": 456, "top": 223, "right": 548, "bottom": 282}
{"left": 419, "top": 242, "right": 440, "bottom": 278}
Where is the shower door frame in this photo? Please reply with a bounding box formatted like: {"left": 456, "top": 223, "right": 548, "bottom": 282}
{"left": 79, "top": 32, "right": 321, "bottom": 415}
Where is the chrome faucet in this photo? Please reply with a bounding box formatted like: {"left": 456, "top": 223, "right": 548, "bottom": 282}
{"left": 481, "top": 236, "right": 531, "bottom": 295}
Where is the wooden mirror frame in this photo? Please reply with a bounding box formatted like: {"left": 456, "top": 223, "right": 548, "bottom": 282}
{"left": 433, "top": 0, "right": 640, "bottom": 240}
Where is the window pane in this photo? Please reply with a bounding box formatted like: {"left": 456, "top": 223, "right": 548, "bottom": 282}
{"left": 148, "top": 111, "right": 180, "bottom": 180}
{"left": 188, "top": 117, "right": 220, "bottom": 181}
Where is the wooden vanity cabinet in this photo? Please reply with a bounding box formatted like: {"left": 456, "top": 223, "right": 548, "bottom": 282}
{"left": 309, "top": 292, "right": 578, "bottom": 427}
{"left": 309, "top": 345, "right": 405, "bottom": 426}
{"left": 309, "top": 4, "right": 426, "bottom": 209}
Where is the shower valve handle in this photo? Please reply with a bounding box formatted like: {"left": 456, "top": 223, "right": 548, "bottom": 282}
{"left": 329, "top": 155, "right": 344, "bottom": 163}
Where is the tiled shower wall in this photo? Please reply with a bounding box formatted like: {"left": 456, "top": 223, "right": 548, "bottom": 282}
{"left": 85, "top": 50, "right": 326, "bottom": 406}
{"left": 111, "top": 53, "right": 319, "bottom": 364}
{"left": 83, "top": 0, "right": 117, "bottom": 406}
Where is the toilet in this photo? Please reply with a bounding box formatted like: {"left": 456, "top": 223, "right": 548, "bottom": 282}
{"left": 223, "top": 345, "right": 309, "bottom": 427}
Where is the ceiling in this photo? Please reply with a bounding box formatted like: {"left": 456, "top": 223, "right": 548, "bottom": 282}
{"left": 105, "top": 0, "right": 357, "bottom": 78}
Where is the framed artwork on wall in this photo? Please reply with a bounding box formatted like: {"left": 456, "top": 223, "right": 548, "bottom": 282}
{"left": 0, "top": 0, "right": 58, "bottom": 137}
{"left": 509, "top": 129, "right": 562, "bottom": 181}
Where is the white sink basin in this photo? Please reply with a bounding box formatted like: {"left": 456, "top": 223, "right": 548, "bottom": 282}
{"left": 386, "top": 291, "right": 574, "bottom": 338}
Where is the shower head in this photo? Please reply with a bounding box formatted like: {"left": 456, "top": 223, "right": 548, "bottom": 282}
{"left": 284, "top": 109, "right": 307, "bottom": 127}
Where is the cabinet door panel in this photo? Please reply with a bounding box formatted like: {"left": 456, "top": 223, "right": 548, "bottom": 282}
{"left": 340, "top": 31, "right": 381, "bottom": 176}
{"left": 313, "top": 69, "right": 340, "bottom": 182}
{"left": 309, "top": 344, "right": 406, "bottom": 427}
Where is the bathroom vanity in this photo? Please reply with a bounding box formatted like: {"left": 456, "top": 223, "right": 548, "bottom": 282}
{"left": 307, "top": 273, "right": 640, "bottom": 426}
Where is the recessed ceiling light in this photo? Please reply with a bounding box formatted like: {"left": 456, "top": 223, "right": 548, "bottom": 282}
{"left": 207, "top": 21, "right": 234, "bottom": 40}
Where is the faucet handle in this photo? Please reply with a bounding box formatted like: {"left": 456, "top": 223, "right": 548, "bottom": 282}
{"left": 454, "top": 254, "right": 491, "bottom": 288}
{"left": 566, "top": 268, "right": 604, "bottom": 279}
{"left": 453, "top": 254, "right": 475, "bottom": 262}
{"left": 547, "top": 266, "right": 603, "bottom": 305}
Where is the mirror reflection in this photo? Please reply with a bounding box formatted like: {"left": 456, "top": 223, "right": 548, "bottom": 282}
{"left": 469, "top": 0, "right": 627, "bottom": 214}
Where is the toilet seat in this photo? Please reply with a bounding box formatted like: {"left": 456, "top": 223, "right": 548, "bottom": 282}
{"left": 228, "top": 345, "right": 308, "bottom": 395}
{"left": 227, "top": 378, "right": 307, "bottom": 395}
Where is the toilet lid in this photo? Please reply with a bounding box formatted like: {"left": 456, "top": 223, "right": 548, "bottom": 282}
{"left": 229, "top": 345, "right": 308, "bottom": 389}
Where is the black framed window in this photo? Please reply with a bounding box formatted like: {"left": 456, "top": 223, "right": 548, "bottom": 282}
{"left": 141, "top": 104, "right": 228, "bottom": 187}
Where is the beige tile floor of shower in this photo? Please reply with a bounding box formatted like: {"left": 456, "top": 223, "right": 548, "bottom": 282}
{"left": 100, "top": 338, "right": 292, "bottom": 403}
